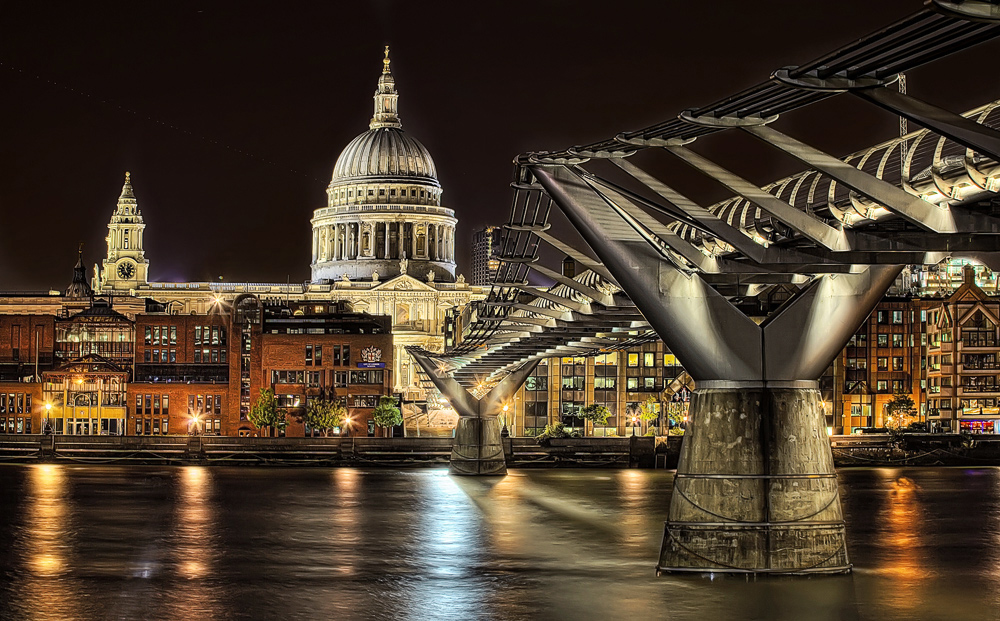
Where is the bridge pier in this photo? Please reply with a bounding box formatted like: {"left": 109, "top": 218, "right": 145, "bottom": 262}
{"left": 409, "top": 351, "right": 539, "bottom": 476}
{"left": 530, "top": 163, "right": 905, "bottom": 574}
{"left": 450, "top": 416, "right": 507, "bottom": 476}
{"left": 660, "top": 384, "right": 849, "bottom": 574}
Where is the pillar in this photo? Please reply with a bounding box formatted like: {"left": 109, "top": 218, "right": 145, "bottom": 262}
{"left": 532, "top": 162, "right": 902, "bottom": 574}
{"left": 661, "top": 383, "right": 849, "bottom": 573}
{"left": 410, "top": 352, "right": 539, "bottom": 476}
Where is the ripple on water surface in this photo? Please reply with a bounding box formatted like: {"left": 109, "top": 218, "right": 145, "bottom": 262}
{"left": 0, "top": 465, "right": 997, "bottom": 620}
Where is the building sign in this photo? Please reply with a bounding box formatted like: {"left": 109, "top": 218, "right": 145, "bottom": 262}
{"left": 359, "top": 346, "right": 384, "bottom": 368}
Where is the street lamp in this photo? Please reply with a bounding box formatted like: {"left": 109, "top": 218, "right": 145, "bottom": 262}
{"left": 501, "top": 404, "right": 510, "bottom": 438}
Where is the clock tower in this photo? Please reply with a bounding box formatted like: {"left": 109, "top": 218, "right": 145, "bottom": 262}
{"left": 100, "top": 172, "right": 149, "bottom": 290}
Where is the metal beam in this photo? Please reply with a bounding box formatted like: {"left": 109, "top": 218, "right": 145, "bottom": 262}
{"left": 741, "top": 123, "right": 957, "bottom": 233}
{"left": 609, "top": 158, "right": 768, "bottom": 261}
{"left": 664, "top": 145, "right": 851, "bottom": 251}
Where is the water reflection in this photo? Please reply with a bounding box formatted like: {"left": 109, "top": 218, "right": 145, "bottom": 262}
{"left": 163, "top": 466, "right": 222, "bottom": 617}
{"left": 0, "top": 466, "right": 999, "bottom": 620}
{"left": 404, "top": 471, "right": 489, "bottom": 620}
{"left": 880, "top": 472, "right": 929, "bottom": 614}
{"left": 15, "top": 464, "right": 80, "bottom": 620}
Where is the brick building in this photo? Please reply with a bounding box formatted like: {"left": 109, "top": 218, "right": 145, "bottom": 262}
{"left": 833, "top": 296, "right": 925, "bottom": 433}
{"left": 923, "top": 265, "right": 1000, "bottom": 433}
{"left": 256, "top": 301, "right": 393, "bottom": 436}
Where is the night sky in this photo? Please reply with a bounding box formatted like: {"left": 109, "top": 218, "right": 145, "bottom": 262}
{"left": 2, "top": 1, "right": 996, "bottom": 290}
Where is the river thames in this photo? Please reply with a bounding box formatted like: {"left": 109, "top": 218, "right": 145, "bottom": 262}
{"left": 0, "top": 465, "right": 995, "bottom": 620}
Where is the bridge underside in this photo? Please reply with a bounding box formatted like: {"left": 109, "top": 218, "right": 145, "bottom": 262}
{"left": 416, "top": 1, "right": 1000, "bottom": 574}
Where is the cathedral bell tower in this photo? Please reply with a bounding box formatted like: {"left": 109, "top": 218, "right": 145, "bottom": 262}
{"left": 100, "top": 172, "right": 149, "bottom": 290}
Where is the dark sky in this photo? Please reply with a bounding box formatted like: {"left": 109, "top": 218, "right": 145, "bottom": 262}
{"left": 2, "top": 1, "right": 996, "bottom": 290}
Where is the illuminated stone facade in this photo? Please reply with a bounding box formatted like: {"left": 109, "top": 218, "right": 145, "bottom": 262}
{"left": 311, "top": 48, "right": 457, "bottom": 284}
{"left": 85, "top": 49, "right": 482, "bottom": 399}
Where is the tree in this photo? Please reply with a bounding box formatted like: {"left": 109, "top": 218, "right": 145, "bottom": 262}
{"left": 248, "top": 388, "right": 287, "bottom": 437}
{"left": 305, "top": 398, "right": 347, "bottom": 437}
{"left": 372, "top": 396, "right": 402, "bottom": 435}
{"left": 580, "top": 403, "right": 611, "bottom": 435}
{"left": 885, "top": 392, "right": 916, "bottom": 429}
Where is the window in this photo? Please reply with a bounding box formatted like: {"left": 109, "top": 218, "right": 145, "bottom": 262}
{"left": 349, "top": 370, "right": 384, "bottom": 384}
{"left": 892, "top": 357, "right": 904, "bottom": 371}
{"left": 525, "top": 376, "right": 547, "bottom": 391}
{"left": 306, "top": 345, "right": 313, "bottom": 366}
{"left": 144, "top": 326, "right": 151, "bottom": 345}
{"left": 627, "top": 354, "right": 639, "bottom": 367}
{"left": 170, "top": 326, "right": 177, "bottom": 345}
{"left": 892, "top": 334, "right": 904, "bottom": 348}
{"left": 333, "top": 345, "right": 341, "bottom": 366}
{"left": 272, "top": 370, "right": 305, "bottom": 384}
{"left": 335, "top": 371, "right": 348, "bottom": 387}
{"left": 892, "top": 311, "right": 903, "bottom": 324}
{"left": 963, "top": 311, "right": 997, "bottom": 347}
{"left": 594, "top": 377, "right": 615, "bottom": 390}
{"left": 627, "top": 377, "right": 639, "bottom": 390}
{"left": 643, "top": 377, "right": 657, "bottom": 390}
{"left": 643, "top": 353, "right": 655, "bottom": 367}
{"left": 877, "top": 358, "right": 888, "bottom": 371}
{"left": 876, "top": 380, "right": 888, "bottom": 392}
{"left": 195, "top": 326, "right": 202, "bottom": 345}
{"left": 163, "top": 395, "right": 169, "bottom": 414}
{"left": 315, "top": 345, "right": 322, "bottom": 366}
{"left": 877, "top": 334, "right": 889, "bottom": 348}
{"left": 343, "top": 345, "right": 350, "bottom": 366}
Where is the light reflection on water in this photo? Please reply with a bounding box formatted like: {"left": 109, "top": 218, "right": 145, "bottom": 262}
{"left": 0, "top": 465, "right": 997, "bottom": 620}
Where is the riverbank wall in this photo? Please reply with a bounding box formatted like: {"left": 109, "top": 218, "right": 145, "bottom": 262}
{"left": 0, "top": 434, "right": 665, "bottom": 468}
{"left": 2, "top": 434, "right": 1000, "bottom": 468}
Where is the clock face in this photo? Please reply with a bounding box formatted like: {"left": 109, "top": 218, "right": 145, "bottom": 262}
{"left": 117, "top": 261, "right": 136, "bottom": 279}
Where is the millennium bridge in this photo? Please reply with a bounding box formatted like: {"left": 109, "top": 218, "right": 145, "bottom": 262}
{"left": 409, "top": 1, "right": 1000, "bottom": 574}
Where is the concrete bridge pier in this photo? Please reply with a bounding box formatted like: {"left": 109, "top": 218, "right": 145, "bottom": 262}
{"left": 531, "top": 163, "right": 902, "bottom": 574}
{"left": 409, "top": 351, "right": 539, "bottom": 476}
{"left": 661, "top": 383, "right": 848, "bottom": 574}
{"left": 450, "top": 416, "right": 507, "bottom": 476}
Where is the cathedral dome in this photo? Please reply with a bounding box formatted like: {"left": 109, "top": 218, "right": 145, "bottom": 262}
{"left": 331, "top": 127, "right": 438, "bottom": 185}
{"left": 311, "top": 47, "right": 457, "bottom": 285}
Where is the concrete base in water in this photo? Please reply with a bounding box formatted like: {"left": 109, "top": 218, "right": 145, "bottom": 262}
{"left": 658, "top": 386, "right": 851, "bottom": 575}
{"left": 449, "top": 416, "right": 507, "bottom": 476}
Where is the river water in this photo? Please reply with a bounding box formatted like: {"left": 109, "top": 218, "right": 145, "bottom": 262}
{"left": 0, "top": 465, "right": 995, "bottom": 621}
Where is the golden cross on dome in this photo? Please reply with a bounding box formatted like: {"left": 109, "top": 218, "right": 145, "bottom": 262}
{"left": 125, "top": 171, "right": 131, "bottom": 183}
